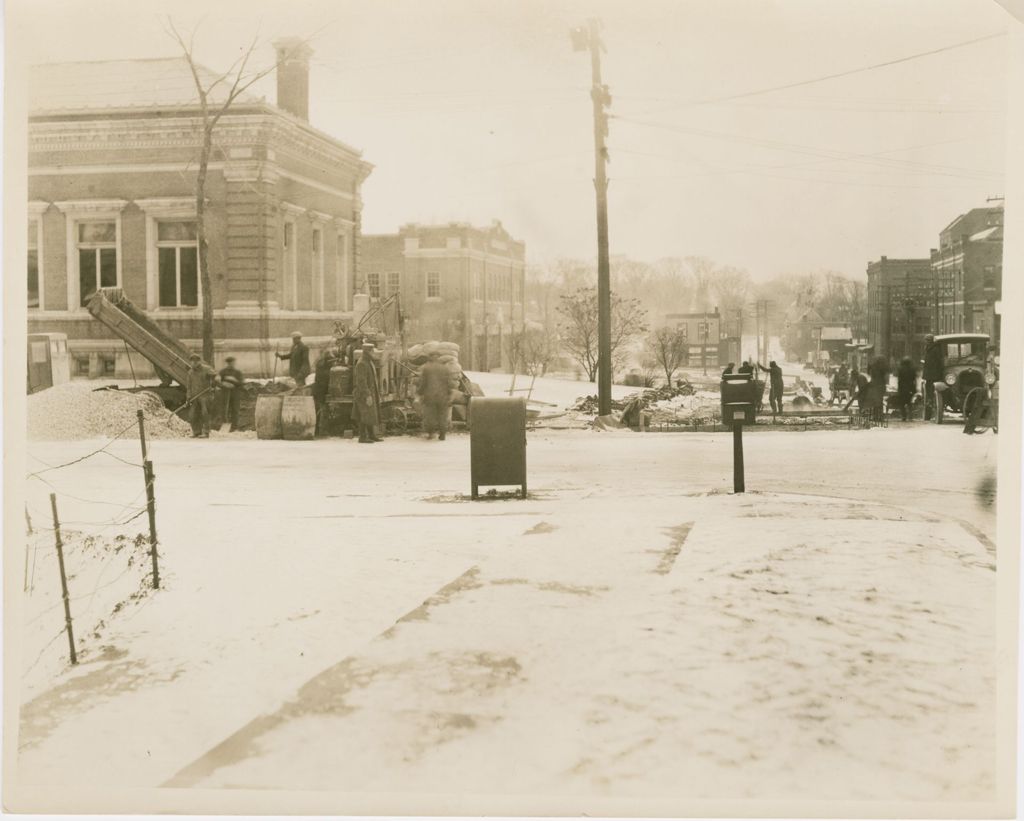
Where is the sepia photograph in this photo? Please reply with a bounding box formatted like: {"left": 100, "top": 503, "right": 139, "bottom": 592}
{"left": 3, "top": 0, "right": 1021, "bottom": 816}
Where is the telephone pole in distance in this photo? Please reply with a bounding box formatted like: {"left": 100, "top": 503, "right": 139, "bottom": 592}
{"left": 572, "top": 19, "right": 612, "bottom": 416}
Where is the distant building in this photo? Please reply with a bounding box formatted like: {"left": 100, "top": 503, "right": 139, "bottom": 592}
{"left": 930, "top": 201, "right": 1003, "bottom": 342}
{"left": 664, "top": 310, "right": 722, "bottom": 367}
{"left": 782, "top": 306, "right": 824, "bottom": 363}
{"left": 361, "top": 221, "right": 526, "bottom": 371}
{"left": 818, "top": 325, "right": 854, "bottom": 364}
{"left": 27, "top": 41, "right": 371, "bottom": 378}
{"left": 865, "top": 257, "right": 933, "bottom": 362}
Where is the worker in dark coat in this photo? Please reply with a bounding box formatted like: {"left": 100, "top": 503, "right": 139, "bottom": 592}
{"left": 217, "top": 355, "right": 244, "bottom": 432}
{"left": 722, "top": 363, "right": 735, "bottom": 377}
{"left": 867, "top": 355, "right": 890, "bottom": 423}
{"left": 922, "top": 334, "right": 944, "bottom": 421}
{"left": 186, "top": 353, "right": 217, "bottom": 438}
{"left": 312, "top": 348, "right": 338, "bottom": 436}
{"left": 417, "top": 354, "right": 453, "bottom": 440}
{"left": 844, "top": 366, "right": 869, "bottom": 413}
{"left": 352, "top": 342, "right": 382, "bottom": 443}
{"left": 738, "top": 360, "right": 754, "bottom": 375}
{"left": 759, "top": 360, "right": 785, "bottom": 414}
{"left": 895, "top": 356, "right": 918, "bottom": 422}
{"left": 276, "top": 331, "right": 311, "bottom": 387}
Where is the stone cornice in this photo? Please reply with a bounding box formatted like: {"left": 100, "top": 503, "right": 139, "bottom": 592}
{"left": 134, "top": 196, "right": 196, "bottom": 213}
{"left": 30, "top": 111, "right": 371, "bottom": 180}
{"left": 54, "top": 198, "right": 128, "bottom": 214}
{"left": 28, "top": 200, "right": 51, "bottom": 216}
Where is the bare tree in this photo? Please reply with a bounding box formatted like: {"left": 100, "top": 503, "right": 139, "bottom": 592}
{"left": 558, "top": 287, "right": 648, "bottom": 382}
{"left": 647, "top": 326, "right": 688, "bottom": 386}
{"left": 166, "top": 20, "right": 308, "bottom": 363}
{"left": 711, "top": 266, "right": 751, "bottom": 315}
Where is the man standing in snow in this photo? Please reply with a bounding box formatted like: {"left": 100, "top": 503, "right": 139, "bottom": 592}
{"left": 417, "top": 353, "right": 452, "bottom": 440}
{"left": 353, "top": 342, "right": 382, "bottom": 443}
{"left": 758, "top": 360, "right": 785, "bottom": 415}
{"left": 217, "top": 355, "right": 244, "bottom": 432}
{"left": 186, "top": 353, "right": 217, "bottom": 438}
{"left": 922, "top": 334, "right": 944, "bottom": 421}
{"left": 276, "top": 331, "right": 311, "bottom": 387}
{"left": 895, "top": 356, "right": 918, "bottom": 422}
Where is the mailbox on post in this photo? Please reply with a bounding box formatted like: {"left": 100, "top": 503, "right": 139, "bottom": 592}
{"left": 720, "top": 373, "right": 759, "bottom": 426}
{"left": 469, "top": 397, "right": 527, "bottom": 499}
{"left": 720, "top": 373, "right": 757, "bottom": 493}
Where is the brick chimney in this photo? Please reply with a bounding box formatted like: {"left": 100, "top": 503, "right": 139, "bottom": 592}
{"left": 272, "top": 37, "right": 314, "bottom": 121}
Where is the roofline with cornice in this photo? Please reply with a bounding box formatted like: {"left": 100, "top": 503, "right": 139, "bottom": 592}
{"left": 29, "top": 104, "right": 372, "bottom": 178}
{"left": 30, "top": 111, "right": 373, "bottom": 181}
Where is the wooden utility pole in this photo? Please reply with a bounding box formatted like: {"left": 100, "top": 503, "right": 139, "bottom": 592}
{"left": 572, "top": 20, "right": 613, "bottom": 415}
{"left": 49, "top": 493, "right": 77, "bottom": 665}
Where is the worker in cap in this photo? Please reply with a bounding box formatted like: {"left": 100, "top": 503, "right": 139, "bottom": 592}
{"left": 417, "top": 351, "right": 453, "bottom": 441}
{"left": 352, "top": 340, "right": 382, "bottom": 443}
{"left": 218, "top": 355, "right": 245, "bottom": 432}
{"left": 922, "top": 332, "right": 943, "bottom": 421}
{"left": 276, "top": 331, "right": 311, "bottom": 387}
{"left": 185, "top": 353, "right": 217, "bottom": 438}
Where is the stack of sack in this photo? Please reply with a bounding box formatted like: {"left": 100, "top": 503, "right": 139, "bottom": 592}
{"left": 407, "top": 340, "right": 464, "bottom": 400}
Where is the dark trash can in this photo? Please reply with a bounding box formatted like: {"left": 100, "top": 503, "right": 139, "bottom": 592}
{"left": 469, "top": 397, "right": 527, "bottom": 499}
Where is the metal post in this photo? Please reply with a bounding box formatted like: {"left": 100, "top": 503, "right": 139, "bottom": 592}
{"left": 144, "top": 460, "right": 160, "bottom": 589}
{"left": 49, "top": 493, "right": 77, "bottom": 665}
{"left": 733, "top": 423, "right": 745, "bottom": 494}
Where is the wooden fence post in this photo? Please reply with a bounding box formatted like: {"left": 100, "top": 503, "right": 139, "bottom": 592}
{"left": 138, "top": 410, "right": 160, "bottom": 589}
{"left": 49, "top": 493, "right": 77, "bottom": 666}
{"left": 144, "top": 461, "right": 160, "bottom": 589}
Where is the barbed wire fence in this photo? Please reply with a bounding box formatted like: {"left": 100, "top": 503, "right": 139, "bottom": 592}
{"left": 23, "top": 409, "right": 163, "bottom": 673}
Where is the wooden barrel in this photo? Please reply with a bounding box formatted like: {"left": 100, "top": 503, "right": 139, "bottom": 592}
{"left": 281, "top": 395, "right": 316, "bottom": 440}
{"left": 255, "top": 395, "right": 284, "bottom": 439}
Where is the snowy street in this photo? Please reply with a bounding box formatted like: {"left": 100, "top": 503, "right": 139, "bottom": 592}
{"left": 15, "top": 421, "right": 999, "bottom": 809}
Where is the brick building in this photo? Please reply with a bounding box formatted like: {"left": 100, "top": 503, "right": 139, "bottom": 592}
{"left": 865, "top": 257, "right": 933, "bottom": 361}
{"left": 361, "top": 222, "right": 526, "bottom": 371}
{"left": 930, "top": 201, "right": 1003, "bottom": 341}
{"left": 664, "top": 310, "right": 722, "bottom": 367}
{"left": 27, "top": 40, "right": 372, "bottom": 378}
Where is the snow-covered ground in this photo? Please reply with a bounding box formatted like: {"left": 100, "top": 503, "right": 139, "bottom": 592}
{"left": 12, "top": 418, "right": 1001, "bottom": 813}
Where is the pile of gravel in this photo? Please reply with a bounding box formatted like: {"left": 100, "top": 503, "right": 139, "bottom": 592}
{"left": 27, "top": 382, "right": 191, "bottom": 441}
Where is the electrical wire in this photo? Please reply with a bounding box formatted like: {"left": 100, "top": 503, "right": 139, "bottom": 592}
{"left": 623, "top": 31, "right": 1006, "bottom": 117}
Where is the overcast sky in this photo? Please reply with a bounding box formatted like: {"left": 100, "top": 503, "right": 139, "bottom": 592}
{"left": 11, "top": 0, "right": 1016, "bottom": 279}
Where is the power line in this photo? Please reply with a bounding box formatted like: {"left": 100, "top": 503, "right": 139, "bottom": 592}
{"left": 625, "top": 31, "right": 1006, "bottom": 117}
{"left": 612, "top": 116, "right": 1004, "bottom": 180}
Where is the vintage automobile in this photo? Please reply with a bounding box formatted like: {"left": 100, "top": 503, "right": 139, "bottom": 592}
{"left": 932, "top": 333, "right": 997, "bottom": 422}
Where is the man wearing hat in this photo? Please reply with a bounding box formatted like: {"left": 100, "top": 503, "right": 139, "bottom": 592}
{"left": 922, "top": 333, "right": 944, "bottom": 421}
{"left": 185, "top": 353, "right": 217, "bottom": 438}
{"left": 276, "top": 331, "right": 311, "bottom": 387}
{"left": 218, "top": 355, "right": 245, "bottom": 432}
{"left": 352, "top": 341, "right": 383, "bottom": 443}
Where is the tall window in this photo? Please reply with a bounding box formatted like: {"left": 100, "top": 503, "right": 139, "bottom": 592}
{"left": 77, "top": 221, "right": 117, "bottom": 307}
{"left": 426, "top": 271, "right": 441, "bottom": 299}
{"left": 312, "top": 227, "right": 323, "bottom": 310}
{"left": 474, "top": 270, "right": 483, "bottom": 301}
{"left": 386, "top": 271, "right": 401, "bottom": 296}
{"left": 282, "top": 221, "right": 297, "bottom": 309}
{"left": 156, "top": 221, "right": 198, "bottom": 307}
{"left": 28, "top": 220, "right": 40, "bottom": 309}
{"left": 336, "top": 233, "right": 348, "bottom": 310}
{"left": 367, "top": 272, "right": 381, "bottom": 299}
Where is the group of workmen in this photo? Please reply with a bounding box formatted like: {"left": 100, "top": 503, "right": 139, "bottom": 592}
{"left": 721, "top": 359, "right": 786, "bottom": 414}
{"left": 183, "top": 329, "right": 455, "bottom": 442}
{"left": 716, "top": 333, "right": 949, "bottom": 424}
